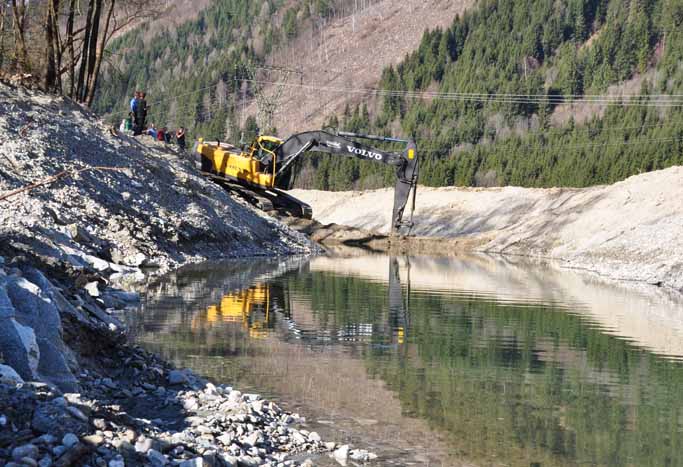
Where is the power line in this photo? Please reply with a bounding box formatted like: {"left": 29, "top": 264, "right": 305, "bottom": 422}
{"left": 238, "top": 79, "right": 683, "bottom": 107}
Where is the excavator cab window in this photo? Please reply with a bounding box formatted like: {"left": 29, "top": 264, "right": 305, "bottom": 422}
{"left": 256, "top": 139, "right": 281, "bottom": 175}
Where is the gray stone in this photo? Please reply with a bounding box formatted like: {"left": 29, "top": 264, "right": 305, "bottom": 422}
{"left": 32, "top": 401, "right": 88, "bottom": 438}
{"left": 167, "top": 370, "right": 188, "bottom": 385}
{"left": 307, "top": 432, "right": 321, "bottom": 443}
{"left": 20, "top": 457, "right": 39, "bottom": 467}
{"left": 0, "top": 364, "right": 24, "bottom": 385}
{"left": 178, "top": 458, "right": 203, "bottom": 467}
{"left": 236, "top": 456, "right": 260, "bottom": 467}
{"left": 108, "top": 455, "right": 125, "bottom": 467}
{"left": 33, "top": 434, "right": 57, "bottom": 445}
{"left": 84, "top": 282, "right": 100, "bottom": 298}
{"left": 0, "top": 414, "right": 6, "bottom": 426}
{"left": 66, "top": 406, "right": 88, "bottom": 422}
{"left": 3, "top": 271, "right": 78, "bottom": 392}
{"left": 290, "top": 431, "right": 307, "bottom": 446}
{"left": 62, "top": 433, "right": 79, "bottom": 448}
{"left": 333, "top": 445, "right": 349, "bottom": 462}
{"left": 146, "top": 449, "right": 167, "bottom": 467}
{"left": 52, "top": 446, "right": 66, "bottom": 458}
{"left": 216, "top": 433, "right": 233, "bottom": 446}
{"left": 11, "top": 444, "right": 39, "bottom": 461}
{"left": 134, "top": 436, "right": 153, "bottom": 454}
{"left": 38, "top": 456, "right": 53, "bottom": 467}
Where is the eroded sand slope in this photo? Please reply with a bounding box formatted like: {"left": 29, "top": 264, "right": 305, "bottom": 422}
{"left": 291, "top": 167, "right": 683, "bottom": 291}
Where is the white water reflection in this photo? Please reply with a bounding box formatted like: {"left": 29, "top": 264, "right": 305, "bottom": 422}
{"left": 309, "top": 254, "right": 683, "bottom": 360}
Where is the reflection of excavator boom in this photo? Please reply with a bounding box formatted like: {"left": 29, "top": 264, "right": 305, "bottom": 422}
{"left": 194, "top": 130, "right": 419, "bottom": 234}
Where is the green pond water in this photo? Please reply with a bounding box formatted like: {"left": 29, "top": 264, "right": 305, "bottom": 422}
{"left": 130, "top": 254, "right": 683, "bottom": 467}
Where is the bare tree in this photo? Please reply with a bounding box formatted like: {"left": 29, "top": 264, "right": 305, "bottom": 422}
{"left": 10, "top": 0, "right": 29, "bottom": 72}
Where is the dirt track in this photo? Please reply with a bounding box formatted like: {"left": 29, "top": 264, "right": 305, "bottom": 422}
{"left": 290, "top": 166, "right": 683, "bottom": 292}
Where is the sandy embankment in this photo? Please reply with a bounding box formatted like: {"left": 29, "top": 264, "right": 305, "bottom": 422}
{"left": 291, "top": 167, "right": 683, "bottom": 292}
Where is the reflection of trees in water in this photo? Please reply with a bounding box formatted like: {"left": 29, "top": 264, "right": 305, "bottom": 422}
{"left": 137, "top": 258, "right": 683, "bottom": 467}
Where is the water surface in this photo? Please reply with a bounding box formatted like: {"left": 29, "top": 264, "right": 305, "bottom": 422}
{"left": 130, "top": 254, "right": 683, "bottom": 467}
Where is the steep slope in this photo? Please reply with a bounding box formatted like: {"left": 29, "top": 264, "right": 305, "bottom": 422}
{"left": 0, "top": 82, "right": 314, "bottom": 279}
{"left": 246, "top": 0, "right": 475, "bottom": 136}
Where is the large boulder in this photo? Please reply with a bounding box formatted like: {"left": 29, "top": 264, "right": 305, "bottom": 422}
{"left": 0, "top": 269, "right": 78, "bottom": 392}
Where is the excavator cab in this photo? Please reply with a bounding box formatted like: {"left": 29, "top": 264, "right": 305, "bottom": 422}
{"left": 249, "top": 136, "right": 283, "bottom": 188}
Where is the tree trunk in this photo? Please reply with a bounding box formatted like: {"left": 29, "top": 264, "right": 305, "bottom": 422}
{"left": 81, "top": 0, "right": 103, "bottom": 103}
{"left": 44, "top": 0, "right": 60, "bottom": 91}
{"left": 0, "top": 2, "right": 6, "bottom": 71}
{"left": 86, "top": 0, "right": 115, "bottom": 107}
{"left": 65, "top": 0, "right": 76, "bottom": 98}
{"left": 76, "top": 0, "right": 95, "bottom": 101}
{"left": 10, "top": 0, "right": 28, "bottom": 73}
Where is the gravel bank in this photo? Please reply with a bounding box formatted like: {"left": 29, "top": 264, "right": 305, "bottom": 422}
{"left": 0, "top": 84, "right": 366, "bottom": 466}
{"left": 291, "top": 167, "right": 683, "bottom": 293}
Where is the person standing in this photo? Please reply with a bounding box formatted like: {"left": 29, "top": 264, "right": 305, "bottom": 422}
{"left": 135, "top": 92, "right": 148, "bottom": 136}
{"left": 176, "top": 127, "right": 186, "bottom": 152}
{"left": 130, "top": 91, "right": 141, "bottom": 134}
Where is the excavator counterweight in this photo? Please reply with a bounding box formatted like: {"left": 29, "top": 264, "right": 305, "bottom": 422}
{"left": 194, "top": 130, "right": 419, "bottom": 234}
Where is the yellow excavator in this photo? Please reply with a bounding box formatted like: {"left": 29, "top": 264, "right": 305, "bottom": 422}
{"left": 194, "top": 130, "right": 419, "bottom": 234}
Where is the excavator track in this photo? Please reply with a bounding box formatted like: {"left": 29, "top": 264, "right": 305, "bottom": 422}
{"left": 201, "top": 172, "right": 312, "bottom": 219}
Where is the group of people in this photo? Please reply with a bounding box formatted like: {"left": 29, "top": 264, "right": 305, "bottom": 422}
{"left": 145, "top": 124, "right": 186, "bottom": 151}
{"left": 119, "top": 90, "right": 186, "bottom": 151}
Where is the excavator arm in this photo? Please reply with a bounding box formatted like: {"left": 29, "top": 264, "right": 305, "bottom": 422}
{"left": 274, "top": 131, "right": 419, "bottom": 234}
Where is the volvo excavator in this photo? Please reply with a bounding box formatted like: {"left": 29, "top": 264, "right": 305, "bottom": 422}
{"left": 193, "top": 130, "right": 419, "bottom": 234}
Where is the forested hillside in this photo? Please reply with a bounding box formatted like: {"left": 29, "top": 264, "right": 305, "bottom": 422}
{"left": 93, "top": 0, "right": 385, "bottom": 139}
{"left": 95, "top": 0, "right": 683, "bottom": 190}
{"left": 306, "top": 0, "right": 683, "bottom": 190}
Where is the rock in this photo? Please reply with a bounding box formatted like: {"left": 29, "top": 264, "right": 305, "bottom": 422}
{"left": 307, "top": 432, "right": 321, "bottom": 443}
{"left": 333, "top": 445, "right": 349, "bottom": 462}
{"left": 291, "top": 431, "right": 307, "bottom": 446}
{"left": 216, "top": 433, "right": 233, "bottom": 446}
{"left": 108, "top": 454, "right": 125, "bottom": 467}
{"left": 0, "top": 364, "right": 24, "bottom": 385}
{"left": 323, "top": 442, "right": 336, "bottom": 451}
{"left": 82, "top": 435, "right": 104, "bottom": 447}
{"left": 32, "top": 401, "right": 88, "bottom": 438}
{"left": 38, "top": 456, "right": 53, "bottom": 467}
{"left": 124, "top": 253, "right": 147, "bottom": 267}
{"left": 33, "top": 434, "right": 57, "bottom": 445}
{"left": 66, "top": 406, "right": 88, "bottom": 422}
{"left": 84, "top": 282, "right": 100, "bottom": 297}
{"left": 349, "top": 449, "right": 369, "bottom": 461}
{"left": 62, "top": 433, "right": 79, "bottom": 448}
{"left": 236, "top": 456, "right": 260, "bottom": 467}
{"left": 147, "top": 449, "right": 167, "bottom": 467}
{"left": 134, "top": 436, "right": 153, "bottom": 454}
{"left": 21, "top": 457, "right": 39, "bottom": 467}
{"left": 242, "top": 431, "right": 262, "bottom": 447}
{"left": 218, "top": 453, "right": 238, "bottom": 467}
{"left": 167, "top": 370, "right": 188, "bottom": 385}
{"left": 0, "top": 414, "right": 6, "bottom": 426}
{"left": 178, "top": 458, "right": 203, "bottom": 467}
{"left": 11, "top": 444, "right": 39, "bottom": 461}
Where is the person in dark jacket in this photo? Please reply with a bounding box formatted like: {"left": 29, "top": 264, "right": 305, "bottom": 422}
{"left": 131, "top": 91, "right": 141, "bottom": 134}
{"left": 176, "top": 127, "right": 186, "bottom": 152}
{"left": 134, "top": 92, "right": 148, "bottom": 136}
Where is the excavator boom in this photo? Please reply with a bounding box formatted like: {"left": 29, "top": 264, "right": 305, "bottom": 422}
{"left": 275, "top": 131, "right": 419, "bottom": 234}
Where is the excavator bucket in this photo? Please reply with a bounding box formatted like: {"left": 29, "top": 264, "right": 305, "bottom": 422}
{"left": 391, "top": 140, "right": 419, "bottom": 235}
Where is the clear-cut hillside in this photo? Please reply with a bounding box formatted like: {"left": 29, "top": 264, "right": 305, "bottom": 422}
{"left": 250, "top": 0, "right": 475, "bottom": 135}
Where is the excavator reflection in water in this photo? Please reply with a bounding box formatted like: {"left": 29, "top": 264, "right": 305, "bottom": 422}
{"left": 191, "top": 284, "right": 280, "bottom": 339}
{"left": 191, "top": 257, "right": 411, "bottom": 345}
